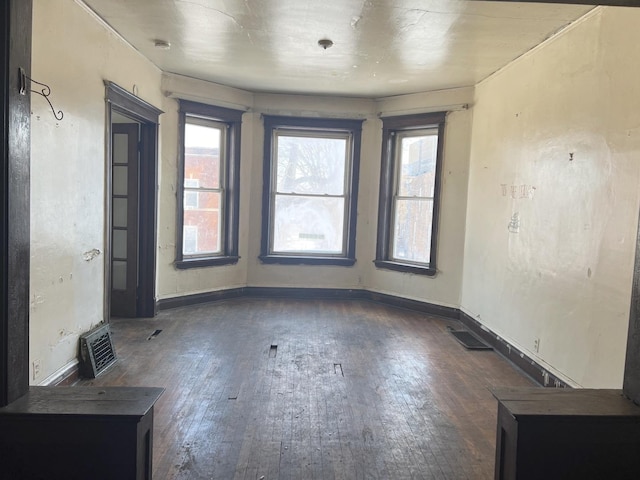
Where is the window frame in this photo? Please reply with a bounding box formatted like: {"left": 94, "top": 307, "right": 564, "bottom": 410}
{"left": 260, "top": 115, "right": 364, "bottom": 266}
{"left": 175, "top": 100, "right": 243, "bottom": 269}
{"left": 375, "top": 112, "right": 446, "bottom": 276}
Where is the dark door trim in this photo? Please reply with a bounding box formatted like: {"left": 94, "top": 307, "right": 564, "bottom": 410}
{"left": 624, "top": 212, "right": 640, "bottom": 403}
{"left": 0, "top": 0, "right": 32, "bottom": 407}
{"left": 104, "top": 82, "right": 162, "bottom": 319}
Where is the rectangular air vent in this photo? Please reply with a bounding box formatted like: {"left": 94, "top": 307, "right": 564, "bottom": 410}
{"left": 79, "top": 323, "right": 117, "bottom": 378}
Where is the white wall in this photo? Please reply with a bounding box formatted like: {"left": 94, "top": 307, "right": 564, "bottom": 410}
{"left": 30, "top": 0, "right": 163, "bottom": 383}
{"left": 461, "top": 7, "right": 640, "bottom": 388}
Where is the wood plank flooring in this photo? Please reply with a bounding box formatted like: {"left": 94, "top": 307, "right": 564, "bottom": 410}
{"left": 78, "top": 298, "right": 534, "bottom": 479}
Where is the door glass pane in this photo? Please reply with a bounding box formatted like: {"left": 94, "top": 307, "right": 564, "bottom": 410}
{"left": 184, "top": 122, "right": 222, "bottom": 189}
{"left": 113, "top": 198, "right": 127, "bottom": 227}
{"left": 182, "top": 191, "right": 222, "bottom": 255}
{"left": 113, "top": 165, "right": 128, "bottom": 196}
{"left": 273, "top": 195, "right": 344, "bottom": 254}
{"left": 276, "top": 135, "right": 347, "bottom": 195}
{"left": 112, "top": 260, "right": 127, "bottom": 290}
{"left": 392, "top": 198, "right": 434, "bottom": 264}
{"left": 398, "top": 133, "right": 438, "bottom": 198}
{"left": 113, "top": 133, "right": 129, "bottom": 165}
{"left": 113, "top": 229, "right": 127, "bottom": 259}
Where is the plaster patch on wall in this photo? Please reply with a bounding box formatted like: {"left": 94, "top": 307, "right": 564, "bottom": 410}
{"left": 82, "top": 248, "right": 102, "bottom": 261}
{"left": 508, "top": 213, "right": 520, "bottom": 233}
{"left": 30, "top": 294, "right": 45, "bottom": 310}
{"left": 501, "top": 183, "right": 536, "bottom": 199}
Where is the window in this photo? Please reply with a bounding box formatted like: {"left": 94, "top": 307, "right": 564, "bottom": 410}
{"left": 176, "top": 100, "right": 243, "bottom": 268}
{"left": 260, "top": 116, "right": 363, "bottom": 265}
{"left": 375, "top": 112, "right": 446, "bottom": 276}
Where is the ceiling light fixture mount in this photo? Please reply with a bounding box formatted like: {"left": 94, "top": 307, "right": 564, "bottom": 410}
{"left": 318, "top": 39, "right": 333, "bottom": 50}
{"left": 154, "top": 39, "right": 171, "bottom": 50}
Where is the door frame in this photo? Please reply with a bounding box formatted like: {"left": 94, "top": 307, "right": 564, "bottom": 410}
{"left": 104, "top": 81, "right": 162, "bottom": 319}
{"left": 0, "top": 0, "right": 31, "bottom": 407}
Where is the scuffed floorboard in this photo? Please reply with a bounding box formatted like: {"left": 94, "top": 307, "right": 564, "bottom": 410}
{"left": 79, "top": 298, "right": 534, "bottom": 479}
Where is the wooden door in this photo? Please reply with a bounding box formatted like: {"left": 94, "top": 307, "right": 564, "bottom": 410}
{"left": 110, "top": 123, "right": 139, "bottom": 317}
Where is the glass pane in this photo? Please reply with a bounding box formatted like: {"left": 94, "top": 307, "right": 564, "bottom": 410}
{"left": 273, "top": 195, "right": 344, "bottom": 254}
{"left": 112, "top": 260, "right": 127, "bottom": 290}
{"left": 185, "top": 122, "right": 222, "bottom": 189}
{"left": 398, "top": 134, "right": 438, "bottom": 198}
{"left": 113, "top": 165, "right": 128, "bottom": 196}
{"left": 182, "top": 192, "right": 222, "bottom": 255}
{"left": 276, "top": 135, "right": 347, "bottom": 195}
{"left": 113, "top": 134, "right": 129, "bottom": 165}
{"left": 392, "top": 198, "right": 434, "bottom": 264}
{"left": 113, "top": 229, "right": 127, "bottom": 259}
{"left": 113, "top": 198, "right": 127, "bottom": 228}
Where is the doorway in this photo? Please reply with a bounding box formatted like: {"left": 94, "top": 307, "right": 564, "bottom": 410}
{"left": 110, "top": 116, "right": 140, "bottom": 317}
{"left": 105, "top": 82, "right": 162, "bottom": 319}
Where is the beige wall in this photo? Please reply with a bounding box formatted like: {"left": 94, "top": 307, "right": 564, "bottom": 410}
{"left": 30, "top": 0, "right": 163, "bottom": 383}
{"left": 461, "top": 7, "right": 640, "bottom": 388}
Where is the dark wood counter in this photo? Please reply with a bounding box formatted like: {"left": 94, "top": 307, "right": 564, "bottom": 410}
{"left": 0, "top": 386, "right": 164, "bottom": 480}
{"left": 493, "top": 387, "right": 640, "bottom": 480}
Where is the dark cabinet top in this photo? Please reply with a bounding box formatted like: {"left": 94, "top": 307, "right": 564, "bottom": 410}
{"left": 492, "top": 387, "right": 640, "bottom": 417}
{"left": 0, "top": 386, "right": 164, "bottom": 419}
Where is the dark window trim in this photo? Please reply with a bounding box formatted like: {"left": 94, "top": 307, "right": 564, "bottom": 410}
{"left": 375, "top": 112, "right": 446, "bottom": 276}
{"left": 260, "top": 115, "right": 363, "bottom": 266}
{"left": 175, "top": 100, "right": 243, "bottom": 269}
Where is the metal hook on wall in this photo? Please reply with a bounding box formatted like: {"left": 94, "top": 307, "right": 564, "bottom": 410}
{"left": 19, "top": 67, "right": 64, "bottom": 121}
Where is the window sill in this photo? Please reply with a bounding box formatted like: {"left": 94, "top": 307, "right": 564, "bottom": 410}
{"left": 259, "top": 255, "right": 356, "bottom": 266}
{"left": 175, "top": 256, "right": 240, "bottom": 269}
{"left": 373, "top": 259, "right": 436, "bottom": 276}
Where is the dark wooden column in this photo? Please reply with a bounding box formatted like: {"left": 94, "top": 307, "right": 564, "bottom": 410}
{"left": 624, "top": 208, "right": 640, "bottom": 404}
{"left": 0, "top": 0, "right": 31, "bottom": 407}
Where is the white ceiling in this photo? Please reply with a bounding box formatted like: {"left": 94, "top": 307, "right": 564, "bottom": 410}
{"left": 82, "top": 0, "right": 594, "bottom": 98}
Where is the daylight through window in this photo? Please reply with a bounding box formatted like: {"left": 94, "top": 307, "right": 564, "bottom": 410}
{"left": 375, "top": 112, "right": 445, "bottom": 276}
{"left": 261, "top": 116, "right": 363, "bottom": 265}
{"left": 176, "top": 101, "right": 243, "bottom": 268}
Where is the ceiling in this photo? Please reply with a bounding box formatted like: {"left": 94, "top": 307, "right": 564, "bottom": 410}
{"left": 82, "top": 0, "right": 594, "bottom": 98}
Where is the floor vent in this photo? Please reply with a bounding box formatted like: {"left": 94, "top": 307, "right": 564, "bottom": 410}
{"left": 449, "top": 330, "right": 493, "bottom": 350}
{"left": 80, "top": 323, "right": 117, "bottom": 378}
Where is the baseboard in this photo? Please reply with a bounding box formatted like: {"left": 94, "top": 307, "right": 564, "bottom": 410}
{"left": 156, "top": 286, "right": 565, "bottom": 388}
{"left": 245, "top": 286, "right": 369, "bottom": 300}
{"left": 40, "top": 360, "right": 80, "bottom": 386}
{"left": 157, "top": 287, "right": 245, "bottom": 310}
{"left": 458, "top": 311, "right": 571, "bottom": 388}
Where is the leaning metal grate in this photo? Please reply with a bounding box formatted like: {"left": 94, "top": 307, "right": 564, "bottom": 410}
{"left": 80, "top": 324, "right": 117, "bottom": 378}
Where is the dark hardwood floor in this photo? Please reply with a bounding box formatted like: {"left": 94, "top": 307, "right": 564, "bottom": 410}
{"left": 78, "top": 298, "right": 534, "bottom": 479}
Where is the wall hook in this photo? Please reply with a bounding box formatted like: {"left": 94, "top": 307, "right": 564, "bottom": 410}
{"left": 19, "top": 67, "right": 64, "bottom": 121}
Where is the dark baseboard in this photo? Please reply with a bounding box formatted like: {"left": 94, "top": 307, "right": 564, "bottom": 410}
{"left": 157, "top": 287, "right": 245, "bottom": 310}
{"left": 459, "top": 311, "right": 570, "bottom": 388}
{"left": 245, "top": 286, "right": 369, "bottom": 300}
{"left": 365, "top": 290, "right": 459, "bottom": 319}
{"left": 156, "top": 286, "right": 567, "bottom": 388}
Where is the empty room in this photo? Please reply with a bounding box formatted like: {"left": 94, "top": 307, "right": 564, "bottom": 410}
{"left": 3, "top": 0, "right": 640, "bottom": 478}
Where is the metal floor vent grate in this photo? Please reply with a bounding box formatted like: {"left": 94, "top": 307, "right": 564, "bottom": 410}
{"left": 449, "top": 330, "right": 493, "bottom": 350}
{"left": 80, "top": 323, "right": 117, "bottom": 378}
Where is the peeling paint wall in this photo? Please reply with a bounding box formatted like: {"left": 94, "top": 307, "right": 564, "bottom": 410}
{"left": 461, "top": 7, "right": 640, "bottom": 388}
{"left": 30, "top": 0, "right": 163, "bottom": 384}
